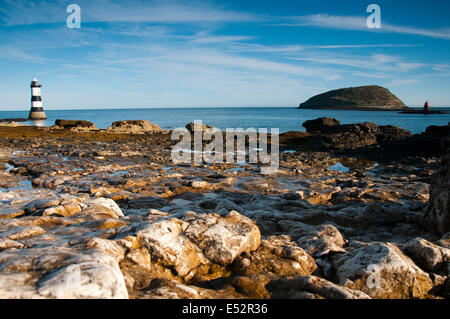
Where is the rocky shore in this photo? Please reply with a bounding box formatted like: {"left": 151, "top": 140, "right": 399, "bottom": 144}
{"left": 0, "top": 118, "right": 448, "bottom": 299}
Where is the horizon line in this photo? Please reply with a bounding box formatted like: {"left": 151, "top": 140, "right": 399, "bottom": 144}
{"left": 2, "top": 105, "right": 450, "bottom": 112}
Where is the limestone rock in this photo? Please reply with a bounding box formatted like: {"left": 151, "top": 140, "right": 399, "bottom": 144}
{"left": 232, "top": 235, "right": 316, "bottom": 278}
{"left": 86, "top": 198, "right": 124, "bottom": 218}
{"left": 54, "top": 119, "right": 97, "bottom": 131}
{"left": 185, "top": 122, "right": 217, "bottom": 134}
{"left": 278, "top": 221, "right": 347, "bottom": 257}
{"left": 107, "top": 120, "right": 162, "bottom": 134}
{"left": 0, "top": 247, "right": 128, "bottom": 299}
{"left": 42, "top": 203, "right": 81, "bottom": 217}
{"left": 137, "top": 218, "right": 208, "bottom": 278}
{"left": 37, "top": 254, "right": 128, "bottom": 299}
{"left": 0, "top": 226, "right": 45, "bottom": 241}
{"left": 137, "top": 211, "right": 261, "bottom": 279}
{"left": 403, "top": 237, "right": 450, "bottom": 274}
{"left": 24, "top": 198, "right": 61, "bottom": 214}
{"left": 332, "top": 242, "right": 433, "bottom": 298}
{"left": 184, "top": 211, "right": 261, "bottom": 266}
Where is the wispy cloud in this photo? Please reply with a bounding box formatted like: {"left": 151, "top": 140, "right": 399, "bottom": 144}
{"left": 229, "top": 43, "right": 421, "bottom": 53}
{"left": 0, "top": 0, "right": 260, "bottom": 26}
{"left": 276, "top": 14, "right": 450, "bottom": 40}
{"left": 288, "top": 52, "right": 428, "bottom": 73}
{"left": 387, "top": 78, "right": 420, "bottom": 86}
{"left": 0, "top": 46, "right": 47, "bottom": 63}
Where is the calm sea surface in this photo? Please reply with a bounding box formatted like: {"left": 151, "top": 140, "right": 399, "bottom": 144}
{"left": 1, "top": 107, "right": 449, "bottom": 134}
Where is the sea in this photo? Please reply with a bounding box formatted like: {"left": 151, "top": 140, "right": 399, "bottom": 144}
{"left": 1, "top": 107, "right": 449, "bottom": 134}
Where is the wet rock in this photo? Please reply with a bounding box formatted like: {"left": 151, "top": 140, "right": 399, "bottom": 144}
{"left": 128, "top": 196, "right": 168, "bottom": 209}
{"left": 331, "top": 242, "right": 433, "bottom": 298}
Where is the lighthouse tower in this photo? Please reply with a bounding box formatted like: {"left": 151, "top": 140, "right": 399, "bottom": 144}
{"left": 28, "top": 77, "right": 47, "bottom": 120}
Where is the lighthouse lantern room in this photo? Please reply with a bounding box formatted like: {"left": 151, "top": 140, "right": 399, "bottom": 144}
{"left": 28, "top": 77, "right": 47, "bottom": 120}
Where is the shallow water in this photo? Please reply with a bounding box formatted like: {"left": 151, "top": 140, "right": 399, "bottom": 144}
{"left": 328, "top": 162, "right": 350, "bottom": 173}
{"left": 1, "top": 107, "right": 449, "bottom": 134}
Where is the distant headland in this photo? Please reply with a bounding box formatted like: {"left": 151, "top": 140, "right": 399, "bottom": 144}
{"left": 298, "top": 85, "right": 407, "bottom": 111}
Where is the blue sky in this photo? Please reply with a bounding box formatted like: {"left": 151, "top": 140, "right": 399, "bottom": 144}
{"left": 1, "top": 0, "right": 449, "bottom": 110}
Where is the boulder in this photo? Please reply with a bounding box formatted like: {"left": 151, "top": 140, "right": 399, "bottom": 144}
{"left": 184, "top": 211, "right": 261, "bottom": 265}
{"left": 137, "top": 211, "right": 261, "bottom": 279}
{"left": 37, "top": 255, "right": 128, "bottom": 299}
{"left": 185, "top": 122, "right": 217, "bottom": 134}
{"left": 277, "top": 221, "right": 347, "bottom": 257}
{"left": 86, "top": 198, "right": 124, "bottom": 218}
{"left": 403, "top": 237, "right": 450, "bottom": 274}
{"left": 137, "top": 218, "right": 208, "bottom": 278}
{"left": 54, "top": 119, "right": 97, "bottom": 131}
{"left": 42, "top": 202, "right": 82, "bottom": 217}
{"left": 0, "top": 248, "right": 128, "bottom": 299}
{"left": 302, "top": 117, "right": 340, "bottom": 133}
{"left": 232, "top": 235, "right": 317, "bottom": 278}
{"left": 107, "top": 120, "right": 162, "bottom": 134}
{"left": 331, "top": 242, "right": 433, "bottom": 298}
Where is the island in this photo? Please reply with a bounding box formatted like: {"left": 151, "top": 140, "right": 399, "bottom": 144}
{"left": 299, "top": 85, "right": 407, "bottom": 111}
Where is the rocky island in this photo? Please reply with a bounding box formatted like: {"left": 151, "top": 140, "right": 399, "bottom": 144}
{"left": 299, "top": 85, "right": 407, "bottom": 111}
{"left": 0, "top": 118, "right": 448, "bottom": 299}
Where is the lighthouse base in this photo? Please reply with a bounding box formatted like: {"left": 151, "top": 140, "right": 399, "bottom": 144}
{"left": 28, "top": 107, "right": 47, "bottom": 120}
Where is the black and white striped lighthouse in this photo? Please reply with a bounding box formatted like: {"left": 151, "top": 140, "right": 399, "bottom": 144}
{"left": 28, "top": 77, "right": 47, "bottom": 120}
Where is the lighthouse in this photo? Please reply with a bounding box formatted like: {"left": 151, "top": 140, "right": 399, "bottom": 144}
{"left": 28, "top": 77, "right": 47, "bottom": 120}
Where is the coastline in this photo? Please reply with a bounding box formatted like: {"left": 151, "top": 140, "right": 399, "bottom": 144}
{"left": 0, "top": 118, "right": 448, "bottom": 299}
